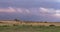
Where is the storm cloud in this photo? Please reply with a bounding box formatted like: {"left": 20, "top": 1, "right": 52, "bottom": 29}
{"left": 0, "top": 0, "right": 60, "bottom": 8}
{"left": 0, "top": 0, "right": 60, "bottom": 22}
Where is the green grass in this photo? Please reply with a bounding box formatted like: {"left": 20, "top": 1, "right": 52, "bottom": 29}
{"left": 0, "top": 25, "right": 60, "bottom": 32}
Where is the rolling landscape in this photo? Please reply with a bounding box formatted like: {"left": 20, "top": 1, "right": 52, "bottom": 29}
{"left": 0, "top": 0, "right": 60, "bottom": 32}
{"left": 0, "top": 20, "right": 59, "bottom": 32}
{"left": 0, "top": 20, "right": 60, "bottom": 26}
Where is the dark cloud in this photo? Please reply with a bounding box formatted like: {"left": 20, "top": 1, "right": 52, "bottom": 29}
{"left": 0, "top": 0, "right": 60, "bottom": 9}
{"left": 0, "top": 0, "right": 60, "bottom": 22}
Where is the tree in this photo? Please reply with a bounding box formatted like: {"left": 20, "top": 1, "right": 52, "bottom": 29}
{"left": 14, "top": 19, "right": 19, "bottom": 21}
{"left": 44, "top": 21, "right": 48, "bottom": 23}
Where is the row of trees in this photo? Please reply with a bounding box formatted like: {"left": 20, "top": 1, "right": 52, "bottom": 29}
{"left": 14, "top": 19, "right": 48, "bottom": 23}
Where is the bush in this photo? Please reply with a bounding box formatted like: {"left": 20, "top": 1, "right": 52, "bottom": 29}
{"left": 44, "top": 21, "right": 48, "bottom": 23}
{"left": 13, "top": 24, "right": 18, "bottom": 26}
{"left": 49, "top": 24, "right": 55, "bottom": 27}
{"left": 0, "top": 22, "right": 3, "bottom": 23}
{"left": 2, "top": 25, "right": 9, "bottom": 27}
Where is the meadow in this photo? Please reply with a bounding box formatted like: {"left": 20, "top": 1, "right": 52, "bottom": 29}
{"left": 0, "top": 25, "right": 60, "bottom": 32}
{"left": 0, "top": 21, "right": 60, "bottom": 32}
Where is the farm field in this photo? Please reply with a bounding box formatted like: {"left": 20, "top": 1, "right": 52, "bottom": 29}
{"left": 0, "top": 21, "right": 60, "bottom": 32}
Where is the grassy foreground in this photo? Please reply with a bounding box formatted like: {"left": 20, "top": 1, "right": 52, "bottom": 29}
{"left": 0, "top": 25, "right": 60, "bottom": 32}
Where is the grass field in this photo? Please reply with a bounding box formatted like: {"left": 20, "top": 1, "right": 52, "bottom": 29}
{"left": 0, "top": 21, "right": 60, "bottom": 32}
{"left": 0, "top": 25, "right": 60, "bottom": 32}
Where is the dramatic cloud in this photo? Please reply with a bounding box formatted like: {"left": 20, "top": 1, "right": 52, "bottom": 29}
{"left": 39, "top": 7, "right": 60, "bottom": 18}
{"left": 16, "top": 8, "right": 30, "bottom": 14}
{"left": 0, "top": 0, "right": 60, "bottom": 21}
{"left": 0, "top": 6, "right": 60, "bottom": 17}
{"left": 0, "top": 7, "right": 31, "bottom": 14}
{"left": 0, "top": 7, "right": 16, "bottom": 13}
{"left": 0, "top": 0, "right": 60, "bottom": 8}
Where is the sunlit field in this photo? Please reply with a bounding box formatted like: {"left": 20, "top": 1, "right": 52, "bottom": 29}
{"left": 0, "top": 21, "right": 60, "bottom": 32}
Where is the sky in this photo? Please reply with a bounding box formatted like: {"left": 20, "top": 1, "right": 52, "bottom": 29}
{"left": 0, "top": 0, "right": 60, "bottom": 22}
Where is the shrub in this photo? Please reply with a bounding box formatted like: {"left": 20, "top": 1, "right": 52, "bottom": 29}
{"left": 49, "top": 24, "right": 55, "bottom": 27}
{"left": 0, "top": 22, "right": 3, "bottom": 23}
{"left": 13, "top": 24, "right": 18, "bottom": 26}
{"left": 44, "top": 21, "right": 48, "bottom": 23}
{"left": 2, "top": 25, "right": 9, "bottom": 27}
